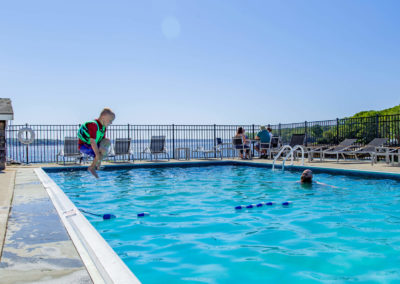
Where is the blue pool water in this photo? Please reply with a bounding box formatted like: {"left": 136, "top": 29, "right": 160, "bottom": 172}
{"left": 48, "top": 166, "right": 400, "bottom": 283}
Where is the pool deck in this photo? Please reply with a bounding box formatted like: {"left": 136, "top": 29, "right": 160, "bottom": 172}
{"left": 0, "top": 168, "right": 92, "bottom": 283}
{"left": 1, "top": 158, "right": 400, "bottom": 283}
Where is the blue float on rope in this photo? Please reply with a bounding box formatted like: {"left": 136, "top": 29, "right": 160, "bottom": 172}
{"left": 79, "top": 209, "right": 116, "bottom": 220}
{"left": 137, "top": 212, "right": 150, "bottom": 217}
{"left": 102, "top": 214, "right": 116, "bottom": 220}
{"left": 282, "top": 201, "right": 292, "bottom": 207}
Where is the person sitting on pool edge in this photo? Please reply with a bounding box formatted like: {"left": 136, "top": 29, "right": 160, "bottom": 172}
{"left": 300, "top": 169, "right": 336, "bottom": 187}
{"left": 78, "top": 108, "right": 115, "bottom": 178}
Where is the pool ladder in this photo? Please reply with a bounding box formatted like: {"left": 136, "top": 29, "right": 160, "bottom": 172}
{"left": 272, "top": 145, "right": 305, "bottom": 171}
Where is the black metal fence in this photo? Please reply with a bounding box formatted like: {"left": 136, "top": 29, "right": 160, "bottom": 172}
{"left": 6, "top": 114, "right": 400, "bottom": 163}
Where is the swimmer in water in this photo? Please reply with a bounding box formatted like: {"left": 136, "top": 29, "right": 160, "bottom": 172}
{"left": 299, "top": 169, "right": 336, "bottom": 187}
{"left": 300, "top": 169, "right": 313, "bottom": 184}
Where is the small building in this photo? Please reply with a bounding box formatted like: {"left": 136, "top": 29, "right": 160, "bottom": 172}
{"left": 0, "top": 98, "right": 14, "bottom": 170}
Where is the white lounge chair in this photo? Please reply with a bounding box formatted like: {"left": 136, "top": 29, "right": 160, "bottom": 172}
{"left": 232, "top": 136, "right": 252, "bottom": 159}
{"left": 56, "top": 137, "right": 83, "bottom": 165}
{"left": 371, "top": 146, "right": 398, "bottom": 165}
{"left": 343, "top": 138, "right": 388, "bottom": 163}
{"left": 267, "top": 136, "right": 281, "bottom": 159}
{"left": 192, "top": 138, "right": 223, "bottom": 160}
{"left": 141, "top": 136, "right": 169, "bottom": 161}
{"left": 387, "top": 148, "right": 400, "bottom": 166}
{"left": 321, "top": 139, "right": 358, "bottom": 162}
{"left": 108, "top": 138, "right": 134, "bottom": 162}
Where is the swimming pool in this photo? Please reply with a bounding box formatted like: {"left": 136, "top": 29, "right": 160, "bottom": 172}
{"left": 48, "top": 165, "right": 400, "bottom": 283}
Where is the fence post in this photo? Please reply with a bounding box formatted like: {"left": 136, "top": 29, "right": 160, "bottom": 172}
{"left": 25, "top": 123, "right": 29, "bottom": 164}
{"left": 252, "top": 124, "right": 255, "bottom": 156}
{"left": 278, "top": 123, "right": 281, "bottom": 138}
{"left": 127, "top": 124, "right": 130, "bottom": 161}
{"left": 304, "top": 121, "right": 308, "bottom": 146}
{"left": 336, "top": 118, "right": 339, "bottom": 144}
{"left": 172, "top": 124, "right": 175, "bottom": 159}
{"left": 213, "top": 124, "right": 216, "bottom": 158}
{"left": 375, "top": 114, "right": 379, "bottom": 138}
{"left": 78, "top": 124, "right": 81, "bottom": 161}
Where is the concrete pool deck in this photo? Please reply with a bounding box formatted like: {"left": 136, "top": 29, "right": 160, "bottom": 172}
{"left": 1, "top": 158, "right": 400, "bottom": 283}
{"left": 0, "top": 168, "right": 92, "bottom": 283}
{"left": 0, "top": 169, "right": 15, "bottom": 260}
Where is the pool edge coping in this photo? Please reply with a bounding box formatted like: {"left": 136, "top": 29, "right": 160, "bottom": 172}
{"left": 42, "top": 160, "right": 400, "bottom": 180}
{"left": 34, "top": 168, "right": 141, "bottom": 284}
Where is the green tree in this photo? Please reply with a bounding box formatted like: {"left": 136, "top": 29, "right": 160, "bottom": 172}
{"left": 310, "top": 124, "right": 323, "bottom": 138}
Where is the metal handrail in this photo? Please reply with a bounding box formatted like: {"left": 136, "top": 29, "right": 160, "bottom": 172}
{"left": 282, "top": 145, "right": 305, "bottom": 171}
{"left": 272, "top": 145, "right": 292, "bottom": 170}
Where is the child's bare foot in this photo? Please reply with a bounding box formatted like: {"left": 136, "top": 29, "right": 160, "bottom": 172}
{"left": 88, "top": 167, "right": 99, "bottom": 178}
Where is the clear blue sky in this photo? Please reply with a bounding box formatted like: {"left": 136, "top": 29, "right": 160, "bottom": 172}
{"left": 1, "top": 0, "right": 399, "bottom": 125}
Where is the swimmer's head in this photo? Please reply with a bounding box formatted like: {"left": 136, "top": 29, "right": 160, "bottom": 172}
{"left": 301, "top": 169, "right": 313, "bottom": 183}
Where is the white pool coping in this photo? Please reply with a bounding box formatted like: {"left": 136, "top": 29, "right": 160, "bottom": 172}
{"left": 35, "top": 168, "right": 141, "bottom": 284}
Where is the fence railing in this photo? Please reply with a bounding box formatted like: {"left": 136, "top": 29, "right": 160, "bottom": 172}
{"left": 6, "top": 114, "right": 400, "bottom": 163}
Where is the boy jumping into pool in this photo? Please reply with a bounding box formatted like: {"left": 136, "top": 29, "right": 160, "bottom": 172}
{"left": 78, "top": 108, "right": 115, "bottom": 178}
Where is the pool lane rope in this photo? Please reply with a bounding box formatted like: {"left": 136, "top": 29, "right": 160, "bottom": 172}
{"left": 79, "top": 208, "right": 116, "bottom": 220}
{"left": 137, "top": 202, "right": 293, "bottom": 218}
{"left": 79, "top": 208, "right": 150, "bottom": 219}
{"left": 79, "top": 202, "right": 292, "bottom": 220}
{"left": 235, "top": 201, "right": 292, "bottom": 210}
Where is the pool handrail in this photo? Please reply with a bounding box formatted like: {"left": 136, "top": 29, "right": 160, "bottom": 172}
{"left": 272, "top": 145, "right": 292, "bottom": 170}
{"left": 282, "top": 145, "right": 305, "bottom": 171}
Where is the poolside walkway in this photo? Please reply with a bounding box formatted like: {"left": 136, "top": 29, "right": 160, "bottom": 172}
{"left": 0, "top": 169, "right": 15, "bottom": 260}
{"left": 0, "top": 168, "right": 92, "bottom": 283}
